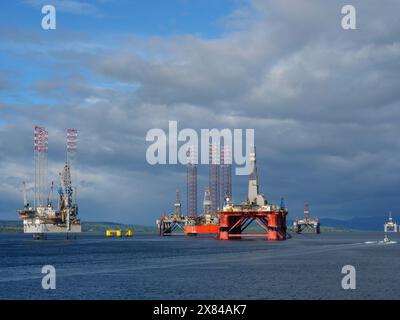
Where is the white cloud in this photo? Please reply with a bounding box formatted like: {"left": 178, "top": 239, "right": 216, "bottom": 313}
{"left": 1, "top": 1, "right": 400, "bottom": 221}
{"left": 24, "top": 0, "right": 100, "bottom": 16}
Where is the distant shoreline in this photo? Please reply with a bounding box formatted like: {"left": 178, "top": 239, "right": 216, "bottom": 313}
{"left": 0, "top": 220, "right": 377, "bottom": 233}
{"left": 0, "top": 220, "right": 157, "bottom": 234}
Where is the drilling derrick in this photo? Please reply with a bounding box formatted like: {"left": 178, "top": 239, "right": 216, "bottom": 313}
{"left": 248, "top": 146, "right": 266, "bottom": 206}
{"left": 186, "top": 145, "right": 197, "bottom": 217}
{"left": 203, "top": 187, "right": 211, "bottom": 215}
{"left": 220, "top": 145, "right": 232, "bottom": 206}
{"left": 174, "top": 189, "right": 181, "bottom": 216}
{"left": 209, "top": 143, "right": 220, "bottom": 214}
{"left": 304, "top": 202, "right": 310, "bottom": 220}
{"left": 60, "top": 164, "right": 73, "bottom": 209}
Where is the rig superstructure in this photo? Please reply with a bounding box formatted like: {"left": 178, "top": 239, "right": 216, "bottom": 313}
{"left": 17, "top": 126, "right": 81, "bottom": 240}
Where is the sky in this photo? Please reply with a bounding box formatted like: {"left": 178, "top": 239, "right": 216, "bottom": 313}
{"left": 0, "top": 0, "right": 400, "bottom": 224}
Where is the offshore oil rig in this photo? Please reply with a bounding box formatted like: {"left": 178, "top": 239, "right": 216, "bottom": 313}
{"left": 157, "top": 144, "right": 288, "bottom": 241}
{"left": 384, "top": 211, "right": 398, "bottom": 232}
{"left": 217, "top": 147, "right": 288, "bottom": 240}
{"left": 156, "top": 189, "right": 186, "bottom": 236}
{"left": 292, "top": 202, "right": 320, "bottom": 234}
{"left": 17, "top": 126, "right": 81, "bottom": 240}
{"left": 183, "top": 144, "right": 221, "bottom": 236}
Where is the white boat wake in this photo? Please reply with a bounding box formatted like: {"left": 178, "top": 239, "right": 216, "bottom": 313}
{"left": 364, "top": 240, "right": 397, "bottom": 245}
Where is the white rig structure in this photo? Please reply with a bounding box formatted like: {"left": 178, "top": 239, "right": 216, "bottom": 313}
{"left": 384, "top": 211, "right": 398, "bottom": 233}
{"left": 293, "top": 202, "right": 320, "bottom": 234}
{"left": 17, "top": 127, "right": 81, "bottom": 239}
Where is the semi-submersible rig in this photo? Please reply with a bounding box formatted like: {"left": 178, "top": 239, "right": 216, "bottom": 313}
{"left": 17, "top": 127, "right": 81, "bottom": 240}
{"left": 292, "top": 202, "right": 320, "bottom": 234}
{"left": 157, "top": 145, "right": 288, "bottom": 240}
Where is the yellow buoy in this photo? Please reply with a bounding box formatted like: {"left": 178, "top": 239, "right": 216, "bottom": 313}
{"left": 106, "top": 229, "right": 133, "bottom": 238}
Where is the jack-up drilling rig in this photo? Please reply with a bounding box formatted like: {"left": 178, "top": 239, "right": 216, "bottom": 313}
{"left": 184, "top": 143, "right": 220, "bottom": 235}
{"left": 17, "top": 127, "right": 81, "bottom": 239}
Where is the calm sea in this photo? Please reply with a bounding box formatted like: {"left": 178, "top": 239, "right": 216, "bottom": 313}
{"left": 0, "top": 231, "right": 399, "bottom": 299}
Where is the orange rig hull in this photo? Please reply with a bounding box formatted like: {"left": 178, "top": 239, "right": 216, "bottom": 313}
{"left": 161, "top": 210, "right": 288, "bottom": 240}
{"left": 184, "top": 224, "right": 220, "bottom": 235}
{"left": 218, "top": 210, "right": 287, "bottom": 241}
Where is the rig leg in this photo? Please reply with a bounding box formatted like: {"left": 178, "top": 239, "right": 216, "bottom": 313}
{"left": 33, "top": 233, "right": 46, "bottom": 240}
{"left": 66, "top": 233, "right": 77, "bottom": 240}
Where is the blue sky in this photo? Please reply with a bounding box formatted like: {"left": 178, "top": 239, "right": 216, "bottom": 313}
{"left": 0, "top": 0, "right": 239, "bottom": 105}
{"left": 0, "top": 1, "right": 238, "bottom": 37}
{"left": 1, "top": 1, "right": 400, "bottom": 225}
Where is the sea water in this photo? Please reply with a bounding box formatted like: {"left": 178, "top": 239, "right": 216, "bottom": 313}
{"left": 0, "top": 232, "right": 399, "bottom": 299}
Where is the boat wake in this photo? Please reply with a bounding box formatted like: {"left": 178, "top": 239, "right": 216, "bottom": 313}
{"left": 364, "top": 240, "right": 397, "bottom": 245}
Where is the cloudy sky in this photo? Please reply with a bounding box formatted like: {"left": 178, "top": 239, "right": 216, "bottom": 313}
{"left": 0, "top": 0, "right": 399, "bottom": 224}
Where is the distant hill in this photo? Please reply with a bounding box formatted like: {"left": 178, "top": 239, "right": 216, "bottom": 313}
{"left": 287, "top": 216, "right": 389, "bottom": 231}
{"left": 319, "top": 217, "right": 388, "bottom": 231}
{"left": 82, "top": 221, "right": 156, "bottom": 233}
{"left": 0, "top": 220, "right": 22, "bottom": 233}
{"left": 0, "top": 216, "right": 390, "bottom": 233}
{"left": 0, "top": 220, "right": 157, "bottom": 233}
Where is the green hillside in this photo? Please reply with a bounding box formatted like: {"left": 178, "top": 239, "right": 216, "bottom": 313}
{"left": 0, "top": 220, "right": 157, "bottom": 233}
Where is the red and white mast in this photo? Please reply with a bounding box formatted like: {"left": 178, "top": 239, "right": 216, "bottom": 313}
{"left": 34, "top": 126, "right": 48, "bottom": 208}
